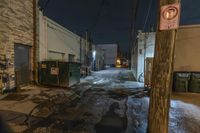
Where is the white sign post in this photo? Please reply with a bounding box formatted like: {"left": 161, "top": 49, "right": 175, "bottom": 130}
{"left": 159, "top": 3, "right": 180, "bottom": 30}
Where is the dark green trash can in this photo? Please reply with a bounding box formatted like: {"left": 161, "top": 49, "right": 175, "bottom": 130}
{"left": 174, "top": 73, "right": 191, "bottom": 92}
{"left": 189, "top": 73, "right": 200, "bottom": 93}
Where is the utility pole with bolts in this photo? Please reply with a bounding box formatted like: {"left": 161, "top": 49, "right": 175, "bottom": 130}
{"left": 147, "top": 0, "right": 180, "bottom": 133}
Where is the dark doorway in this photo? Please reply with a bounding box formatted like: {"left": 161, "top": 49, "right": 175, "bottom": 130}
{"left": 14, "top": 44, "right": 31, "bottom": 85}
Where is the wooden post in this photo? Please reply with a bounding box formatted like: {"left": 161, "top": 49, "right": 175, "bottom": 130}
{"left": 147, "top": 0, "right": 179, "bottom": 133}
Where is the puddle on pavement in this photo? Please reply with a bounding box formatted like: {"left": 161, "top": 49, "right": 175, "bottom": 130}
{"left": 22, "top": 87, "right": 147, "bottom": 133}
{"left": 95, "top": 102, "right": 127, "bottom": 133}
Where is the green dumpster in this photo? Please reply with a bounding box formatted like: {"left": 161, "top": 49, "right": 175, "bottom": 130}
{"left": 189, "top": 73, "right": 200, "bottom": 93}
{"left": 38, "top": 61, "right": 80, "bottom": 87}
{"left": 38, "top": 61, "right": 59, "bottom": 86}
{"left": 174, "top": 73, "right": 190, "bottom": 92}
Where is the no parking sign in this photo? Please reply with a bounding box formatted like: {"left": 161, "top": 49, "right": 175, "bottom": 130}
{"left": 159, "top": 3, "right": 181, "bottom": 30}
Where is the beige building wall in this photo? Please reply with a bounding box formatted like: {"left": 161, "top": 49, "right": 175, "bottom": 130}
{"left": 0, "top": 0, "right": 34, "bottom": 89}
{"left": 38, "top": 11, "right": 48, "bottom": 61}
{"left": 131, "top": 25, "right": 200, "bottom": 82}
{"left": 131, "top": 32, "right": 155, "bottom": 80}
{"left": 39, "top": 16, "right": 81, "bottom": 62}
{"left": 174, "top": 25, "right": 200, "bottom": 72}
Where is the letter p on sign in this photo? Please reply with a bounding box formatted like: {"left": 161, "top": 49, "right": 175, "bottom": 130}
{"left": 159, "top": 3, "right": 181, "bottom": 30}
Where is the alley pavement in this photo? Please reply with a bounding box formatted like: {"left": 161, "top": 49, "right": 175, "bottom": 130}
{"left": 1, "top": 69, "right": 200, "bottom": 133}
{"left": 0, "top": 85, "right": 79, "bottom": 133}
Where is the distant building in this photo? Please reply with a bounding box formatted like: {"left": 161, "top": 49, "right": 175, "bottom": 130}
{"left": 80, "top": 35, "right": 92, "bottom": 76}
{"left": 91, "top": 46, "right": 105, "bottom": 71}
{"left": 96, "top": 44, "right": 119, "bottom": 67}
{"left": 95, "top": 46, "right": 105, "bottom": 71}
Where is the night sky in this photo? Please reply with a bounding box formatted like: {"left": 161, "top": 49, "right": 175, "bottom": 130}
{"left": 38, "top": 0, "right": 200, "bottom": 53}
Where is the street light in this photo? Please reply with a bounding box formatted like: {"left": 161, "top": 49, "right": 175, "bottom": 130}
{"left": 92, "top": 50, "right": 96, "bottom": 60}
{"left": 92, "top": 50, "right": 96, "bottom": 71}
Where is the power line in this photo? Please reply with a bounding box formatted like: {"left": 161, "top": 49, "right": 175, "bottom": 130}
{"left": 142, "top": 0, "right": 153, "bottom": 31}
{"left": 90, "top": 0, "right": 105, "bottom": 32}
{"left": 129, "top": 0, "right": 140, "bottom": 51}
{"left": 129, "top": 0, "right": 136, "bottom": 50}
{"left": 40, "top": 0, "right": 51, "bottom": 12}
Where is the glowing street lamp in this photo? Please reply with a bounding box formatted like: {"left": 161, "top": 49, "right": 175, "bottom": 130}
{"left": 92, "top": 50, "right": 96, "bottom": 60}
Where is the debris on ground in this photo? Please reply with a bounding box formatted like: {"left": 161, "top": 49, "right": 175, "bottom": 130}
{"left": 1, "top": 70, "right": 200, "bottom": 133}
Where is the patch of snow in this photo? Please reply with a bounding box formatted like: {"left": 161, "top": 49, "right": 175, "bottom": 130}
{"left": 109, "top": 81, "right": 144, "bottom": 89}
{"left": 125, "top": 97, "right": 149, "bottom": 133}
{"left": 124, "top": 97, "right": 200, "bottom": 133}
{"left": 171, "top": 100, "right": 200, "bottom": 120}
{"left": 85, "top": 76, "right": 95, "bottom": 80}
{"left": 169, "top": 100, "right": 200, "bottom": 133}
{"left": 80, "top": 69, "right": 200, "bottom": 133}
{"left": 81, "top": 70, "right": 143, "bottom": 89}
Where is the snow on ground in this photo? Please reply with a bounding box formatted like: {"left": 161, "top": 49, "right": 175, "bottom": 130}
{"left": 170, "top": 100, "right": 200, "bottom": 133}
{"left": 80, "top": 69, "right": 200, "bottom": 133}
{"left": 125, "top": 97, "right": 200, "bottom": 133}
{"left": 109, "top": 81, "right": 144, "bottom": 89}
{"left": 125, "top": 97, "right": 149, "bottom": 133}
{"left": 81, "top": 69, "right": 144, "bottom": 89}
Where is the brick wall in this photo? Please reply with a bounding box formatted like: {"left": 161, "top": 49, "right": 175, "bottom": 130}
{"left": 0, "top": 0, "right": 34, "bottom": 90}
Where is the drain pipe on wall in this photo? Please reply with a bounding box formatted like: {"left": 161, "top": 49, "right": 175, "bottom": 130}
{"left": 33, "top": 0, "right": 39, "bottom": 84}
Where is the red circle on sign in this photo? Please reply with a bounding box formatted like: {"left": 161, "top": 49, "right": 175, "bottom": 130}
{"left": 162, "top": 6, "right": 178, "bottom": 20}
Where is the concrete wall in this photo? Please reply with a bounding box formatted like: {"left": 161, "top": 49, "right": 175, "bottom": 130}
{"left": 79, "top": 37, "right": 93, "bottom": 76}
{"left": 131, "top": 24, "right": 200, "bottom": 81}
{"left": 96, "top": 44, "right": 118, "bottom": 65}
{"left": 131, "top": 32, "right": 155, "bottom": 80}
{"left": 174, "top": 25, "right": 200, "bottom": 72}
{"left": 38, "top": 11, "right": 48, "bottom": 61}
{"left": 80, "top": 37, "right": 91, "bottom": 66}
{"left": 95, "top": 46, "right": 105, "bottom": 71}
{"left": 39, "top": 16, "right": 80, "bottom": 62}
{"left": 0, "top": 0, "right": 34, "bottom": 89}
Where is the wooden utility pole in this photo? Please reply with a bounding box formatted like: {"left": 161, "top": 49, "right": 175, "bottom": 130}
{"left": 147, "top": 0, "right": 180, "bottom": 133}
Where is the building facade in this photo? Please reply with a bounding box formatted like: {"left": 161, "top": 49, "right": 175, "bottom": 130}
{"left": 96, "top": 44, "right": 118, "bottom": 67}
{"left": 131, "top": 24, "right": 200, "bottom": 82}
{"left": 0, "top": 0, "right": 36, "bottom": 91}
{"left": 39, "top": 13, "right": 81, "bottom": 62}
{"left": 39, "top": 12, "right": 94, "bottom": 77}
{"left": 80, "top": 35, "right": 92, "bottom": 76}
{"left": 131, "top": 31, "right": 155, "bottom": 81}
{"left": 94, "top": 46, "right": 105, "bottom": 71}
{"left": 174, "top": 25, "right": 200, "bottom": 72}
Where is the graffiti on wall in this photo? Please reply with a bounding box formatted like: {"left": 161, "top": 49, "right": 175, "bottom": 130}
{"left": 0, "top": 53, "right": 15, "bottom": 93}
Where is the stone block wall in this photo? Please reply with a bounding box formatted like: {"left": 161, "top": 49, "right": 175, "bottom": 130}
{"left": 0, "top": 0, "right": 34, "bottom": 90}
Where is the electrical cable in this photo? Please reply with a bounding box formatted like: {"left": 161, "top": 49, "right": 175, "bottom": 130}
{"left": 142, "top": 0, "right": 153, "bottom": 31}
{"left": 90, "top": 0, "right": 105, "bottom": 32}
{"left": 129, "top": 0, "right": 134, "bottom": 51}
{"left": 41, "top": 0, "right": 51, "bottom": 12}
{"left": 129, "top": 0, "right": 137, "bottom": 51}
{"left": 130, "top": 0, "right": 140, "bottom": 52}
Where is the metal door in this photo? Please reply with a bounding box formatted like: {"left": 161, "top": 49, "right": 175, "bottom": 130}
{"left": 14, "top": 44, "right": 31, "bottom": 84}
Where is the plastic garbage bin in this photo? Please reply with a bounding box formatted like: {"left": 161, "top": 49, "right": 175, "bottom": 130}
{"left": 189, "top": 73, "right": 200, "bottom": 93}
{"left": 174, "top": 72, "right": 190, "bottom": 92}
